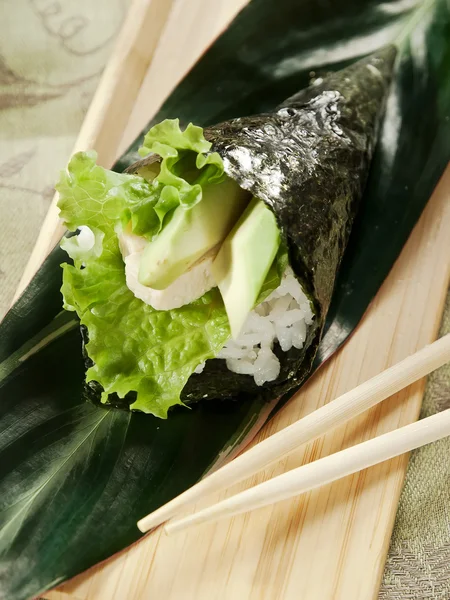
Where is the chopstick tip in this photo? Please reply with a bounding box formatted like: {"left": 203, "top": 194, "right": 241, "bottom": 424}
{"left": 137, "top": 518, "right": 151, "bottom": 533}
{"left": 137, "top": 513, "right": 162, "bottom": 533}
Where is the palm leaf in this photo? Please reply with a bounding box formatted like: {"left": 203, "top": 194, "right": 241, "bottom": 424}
{"left": 0, "top": 0, "right": 448, "bottom": 598}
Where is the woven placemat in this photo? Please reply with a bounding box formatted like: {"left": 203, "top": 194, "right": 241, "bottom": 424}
{"left": 379, "top": 292, "right": 450, "bottom": 599}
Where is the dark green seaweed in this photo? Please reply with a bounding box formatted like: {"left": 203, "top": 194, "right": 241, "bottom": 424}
{"left": 129, "top": 47, "right": 396, "bottom": 404}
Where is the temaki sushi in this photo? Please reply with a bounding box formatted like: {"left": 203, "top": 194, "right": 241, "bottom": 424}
{"left": 57, "top": 47, "right": 396, "bottom": 418}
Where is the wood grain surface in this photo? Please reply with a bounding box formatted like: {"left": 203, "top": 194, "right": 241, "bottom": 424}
{"left": 21, "top": 0, "right": 448, "bottom": 598}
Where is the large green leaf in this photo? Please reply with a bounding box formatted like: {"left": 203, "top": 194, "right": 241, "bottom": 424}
{"left": 0, "top": 1, "right": 448, "bottom": 598}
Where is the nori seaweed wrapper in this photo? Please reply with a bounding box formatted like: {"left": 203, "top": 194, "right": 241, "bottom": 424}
{"left": 125, "top": 47, "right": 397, "bottom": 405}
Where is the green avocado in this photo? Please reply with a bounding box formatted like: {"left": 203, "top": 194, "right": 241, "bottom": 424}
{"left": 138, "top": 177, "right": 248, "bottom": 289}
{"left": 212, "top": 197, "right": 281, "bottom": 339}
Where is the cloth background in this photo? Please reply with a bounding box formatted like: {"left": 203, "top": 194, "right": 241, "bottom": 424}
{"left": 0, "top": 0, "right": 127, "bottom": 317}
{"left": 0, "top": 1, "right": 448, "bottom": 598}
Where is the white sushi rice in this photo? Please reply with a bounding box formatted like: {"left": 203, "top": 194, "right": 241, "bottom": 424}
{"left": 77, "top": 226, "right": 96, "bottom": 251}
{"left": 216, "top": 267, "right": 314, "bottom": 386}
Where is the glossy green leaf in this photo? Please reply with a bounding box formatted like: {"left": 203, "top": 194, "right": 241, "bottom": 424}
{"left": 0, "top": 283, "right": 272, "bottom": 598}
{"left": 0, "top": 0, "right": 448, "bottom": 598}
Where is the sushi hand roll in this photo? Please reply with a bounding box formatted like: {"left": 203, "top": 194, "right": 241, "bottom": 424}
{"left": 57, "top": 47, "right": 396, "bottom": 418}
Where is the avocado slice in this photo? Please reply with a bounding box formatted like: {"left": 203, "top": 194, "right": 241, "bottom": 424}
{"left": 138, "top": 177, "right": 249, "bottom": 290}
{"left": 212, "top": 197, "right": 281, "bottom": 339}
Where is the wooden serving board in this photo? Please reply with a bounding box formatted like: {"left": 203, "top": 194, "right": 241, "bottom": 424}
{"left": 18, "top": 1, "right": 448, "bottom": 598}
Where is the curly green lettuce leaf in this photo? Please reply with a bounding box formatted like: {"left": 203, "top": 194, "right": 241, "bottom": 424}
{"left": 140, "top": 119, "right": 212, "bottom": 156}
{"left": 56, "top": 151, "right": 152, "bottom": 237}
{"left": 61, "top": 254, "right": 230, "bottom": 417}
{"left": 57, "top": 137, "right": 231, "bottom": 416}
{"left": 57, "top": 120, "right": 226, "bottom": 245}
{"left": 57, "top": 120, "right": 286, "bottom": 417}
{"left": 132, "top": 119, "right": 225, "bottom": 238}
{"left": 59, "top": 225, "right": 231, "bottom": 418}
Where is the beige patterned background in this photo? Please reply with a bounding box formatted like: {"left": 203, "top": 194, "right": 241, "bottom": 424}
{"left": 0, "top": 1, "right": 448, "bottom": 598}
{"left": 0, "top": 0, "right": 127, "bottom": 318}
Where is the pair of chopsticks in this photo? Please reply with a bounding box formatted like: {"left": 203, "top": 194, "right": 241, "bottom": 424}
{"left": 138, "top": 333, "right": 450, "bottom": 535}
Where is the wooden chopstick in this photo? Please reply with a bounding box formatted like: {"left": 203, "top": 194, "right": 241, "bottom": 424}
{"left": 137, "top": 333, "right": 450, "bottom": 533}
{"left": 165, "top": 408, "right": 450, "bottom": 534}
